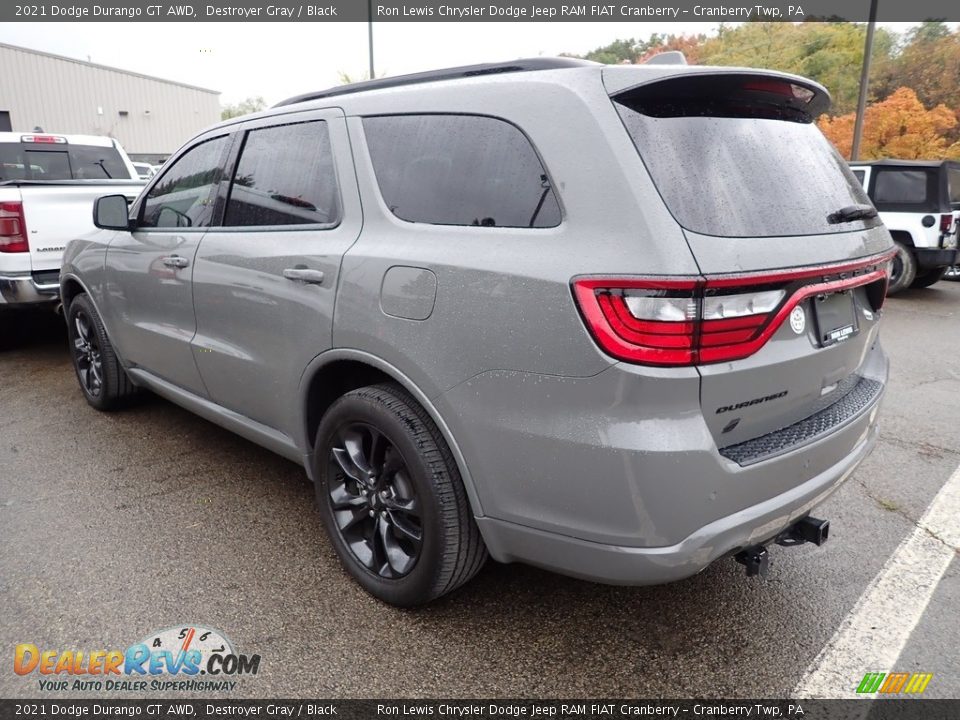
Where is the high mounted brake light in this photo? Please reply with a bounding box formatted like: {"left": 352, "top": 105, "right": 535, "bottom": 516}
{"left": 20, "top": 135, "right": 67, "bottom": 144}
{"left": 0, "top": 202, "right": 29, "bottom": 253}
{"left": 572, "top": 251, "right": 895, "bottom": 367}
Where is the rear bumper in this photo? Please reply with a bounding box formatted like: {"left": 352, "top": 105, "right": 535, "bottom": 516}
{"left": 440, "top": 337, "right": 887, "bottom": 585}
{"left": 477, "top": 417, "right": 878, "bottom": 585}
{"left": 0, "top": 272, "right": 60, "bottom": 306}
{"left": 915, "top": 247, "right": 960, "bottom": 270}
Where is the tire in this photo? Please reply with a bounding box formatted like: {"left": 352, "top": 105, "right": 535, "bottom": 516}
{"left": 910, "top": 267, "right": 947, "bottom": 289}
{"left": 943, "top": 265, "right": 960, "bottom": 282}
{"left": 66, "top": 293, "right": 139, "bottom": 410}
{"left": 314, "top": 383, "right": 487, "bottom": 606}
{"left": 886, "top": 241, "right": 916, "bottom": 295}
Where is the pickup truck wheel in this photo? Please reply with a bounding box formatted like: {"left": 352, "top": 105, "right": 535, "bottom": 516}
{"left": 67, "top": 293, "right": 138, "bottom": 410}
{"left": 314, "top": 383, "right": 487, "bottom": 607}
{"left": 910, "top": 267, "right": 947, "bottom": 289}
{"left": 887, "top": 241, "right": 916, "bottom": 295}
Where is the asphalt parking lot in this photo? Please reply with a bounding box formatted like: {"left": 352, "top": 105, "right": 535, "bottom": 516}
{"left": 2, "top": 282, "right": 959, "bottom": 700}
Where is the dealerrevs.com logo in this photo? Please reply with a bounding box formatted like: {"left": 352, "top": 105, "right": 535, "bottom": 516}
{"left": 14, "top": 625, "right": 260, "bottom": 692}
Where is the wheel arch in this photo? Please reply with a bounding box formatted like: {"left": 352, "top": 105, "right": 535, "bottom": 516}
{"left": 59, "top": 274, "right": 90, "bottom": 311}
{"left": 889, "top": 230, "right": 915, "bottom": 248}
{"left": 298, "top": 350, "right": 485, "bottom": 517}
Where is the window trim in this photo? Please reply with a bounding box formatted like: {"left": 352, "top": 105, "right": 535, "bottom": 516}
{"left": 360, "top": 111, "right": 565, "bottom": 230}
{"left": 135, "top": 132, "right": 235, "bottom": 232}
{"left": 216, "top": 118, "right": 343, "bottom": 232}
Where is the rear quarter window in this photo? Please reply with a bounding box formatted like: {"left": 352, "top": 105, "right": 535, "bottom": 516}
{"left": 363, "top": 114, "right": 561, "bottom": 229}
{"left": 871, "top": 169, "right": 937, "bottom": 212}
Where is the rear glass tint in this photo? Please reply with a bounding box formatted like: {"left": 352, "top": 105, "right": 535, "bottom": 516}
{"left": 363, "top": 114, "right": 560, "bottom": 229}
{"left": 0, "top": 142, "right": 132, "bottom": 181}
{"left": 613, "top": 75, "right": 876, "bottom": 238}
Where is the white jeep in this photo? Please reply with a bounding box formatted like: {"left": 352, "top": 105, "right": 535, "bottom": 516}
{"left": 850, "top": 160, "right": 960, "bottom": 293}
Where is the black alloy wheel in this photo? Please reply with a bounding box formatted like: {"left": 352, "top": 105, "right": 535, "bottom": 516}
{"left": 66, "top": 293, "right": 139, "bottom": 410}
{"left": 327, "top": 422, "right": 423, "bottom": 578}
{"left": 72, "top": 309, "right": 103, "bottom": 398}
{"left": 314, "top": 384, "right": 487, "bottom": 606}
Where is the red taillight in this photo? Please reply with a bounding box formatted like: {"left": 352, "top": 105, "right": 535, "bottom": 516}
{"left": 0, "top": 202, "right": 29, "bottom": 253}
{"left": 572, "top": 251, "right": 895, "bottom": 367}
{"left": 940, "top": 214, "right": 954, "bottom": 234}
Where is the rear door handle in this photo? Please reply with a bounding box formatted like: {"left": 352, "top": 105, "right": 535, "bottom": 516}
{"left": 161, "top": 255, "right": 190, "bottom": 269}
{"left": 283, "top": 268, "right": 325, "bottom": 284}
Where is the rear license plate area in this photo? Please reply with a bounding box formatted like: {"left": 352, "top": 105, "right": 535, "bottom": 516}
{"left": 812, "top": 291, "right": 859, "bottom": 347}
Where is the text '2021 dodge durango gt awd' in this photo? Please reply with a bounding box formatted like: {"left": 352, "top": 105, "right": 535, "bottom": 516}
{"left": 62, "top": 58, "right": 894, "bottom": 606}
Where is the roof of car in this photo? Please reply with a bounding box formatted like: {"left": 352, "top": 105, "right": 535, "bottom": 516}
{"left": 849, "top": 159, "right": 960, "bottom": 168}
{"left": 273, "top": 57, "right": 600, "bottom": 107}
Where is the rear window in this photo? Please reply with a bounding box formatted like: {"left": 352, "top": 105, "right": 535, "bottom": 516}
{"left": 614, "top": 74, "right": 877, "bottom": 238}
{"left": 0, "top": 141, "right": 132, "bottom": 181}
{"left": 363, "top": 114, "right": 560, "bottom": 229}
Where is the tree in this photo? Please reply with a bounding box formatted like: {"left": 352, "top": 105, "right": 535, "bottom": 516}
{"left": 220, "top": 96, "right": 267, "bottom": 121}
{"left": 818, "top": 87, "right": 960, "bottom": 160}
{"left": 883, "top": 24, "right": 960, "bottom": 121}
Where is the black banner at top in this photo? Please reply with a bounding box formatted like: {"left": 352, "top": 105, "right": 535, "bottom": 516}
{"left": 3, "top": 0, "right": 960, "bottom": 22}
{"left": 1, "top": 699, "right": 960, "bottom": 720}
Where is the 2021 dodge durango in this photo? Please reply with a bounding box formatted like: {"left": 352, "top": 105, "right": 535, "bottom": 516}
{"left": 61, "top": 58, "right": 894, "bottom": 606}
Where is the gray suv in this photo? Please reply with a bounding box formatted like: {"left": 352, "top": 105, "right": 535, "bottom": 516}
{"left": 62, "top": 58, "right": 894, "bottom": 606}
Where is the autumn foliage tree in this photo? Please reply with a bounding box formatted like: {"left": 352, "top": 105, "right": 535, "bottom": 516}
{"left": 818, "top": 87, "right": 960, "bottom": 160}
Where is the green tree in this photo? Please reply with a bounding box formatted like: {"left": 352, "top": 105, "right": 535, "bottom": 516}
{"left": 220, "top": 96, "right": 267, "bottom": 121}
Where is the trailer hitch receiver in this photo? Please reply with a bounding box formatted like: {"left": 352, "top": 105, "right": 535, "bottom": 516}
{"left": 776, "top": 516, "right": 830, "bottom": 547}
{"left": 734, "top": 546, "right": 769, "bottom": 577}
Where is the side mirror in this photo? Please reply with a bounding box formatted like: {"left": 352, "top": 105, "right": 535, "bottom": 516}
{"left": 93, "top": 194, "right": 132, "bottom": 231}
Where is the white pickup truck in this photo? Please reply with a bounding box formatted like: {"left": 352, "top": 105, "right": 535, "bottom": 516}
{"left": 0, "top": 132, "right": 145, "bottom": 311}
{"left": 850, "top": 159, "right": 960, "bottom": 293}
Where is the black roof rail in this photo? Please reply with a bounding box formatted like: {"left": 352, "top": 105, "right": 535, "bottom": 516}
{"left": 273, "top": 57, "right": 598, "bottom": 108}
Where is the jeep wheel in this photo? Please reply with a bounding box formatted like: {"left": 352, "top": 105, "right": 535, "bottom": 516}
{"left": 887, "top": 241, "right": 916, "bottom": 295}
{"left": 314, "top": 383, "right": 487, "bottom": 606}
{"left": 67, "top": 293, "right": 139, "bottom": 410}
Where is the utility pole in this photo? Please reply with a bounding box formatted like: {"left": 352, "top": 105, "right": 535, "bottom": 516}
{"left": 367, "top": 0, "right": 375, "bottom": 79}
{"left": 851, "top": 0, "right": 879, "bottom": 160}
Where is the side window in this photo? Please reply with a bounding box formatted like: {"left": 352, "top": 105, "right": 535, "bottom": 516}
{"left": 873, "top": 170, "right": 930, "bottom": 206}
{"left": 363, "top": 114, "right": 561, "bottom": 228}
{"left": 223, "top": 121, "right": 340, "bottom": 227}
{"left": 948, "top": 167, "right": 960, "bottom": 205}
{"left": 140, "top": 135, "right": 230, "bottom": 229}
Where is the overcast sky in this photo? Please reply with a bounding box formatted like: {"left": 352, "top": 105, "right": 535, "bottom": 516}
{"left": 0, "top": 21, "right": 930, "bottom": 106}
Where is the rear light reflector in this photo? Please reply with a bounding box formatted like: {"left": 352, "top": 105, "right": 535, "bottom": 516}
{"left": 0, "top": 202, "right": 29, "bottom": 253}
{"left": 940, "top": 214, "right": 954, "bottom": 234}
{"left": 573, "top": 251, "right": 895, "bottom": 367}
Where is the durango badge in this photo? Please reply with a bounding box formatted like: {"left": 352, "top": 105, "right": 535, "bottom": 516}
{"left": 790, "top": 306, "right": 807, "bottom": 334}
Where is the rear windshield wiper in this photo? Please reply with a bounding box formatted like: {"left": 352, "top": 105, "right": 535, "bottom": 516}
{"left": 827, "top": 204, "right": 878, "bottom": 224}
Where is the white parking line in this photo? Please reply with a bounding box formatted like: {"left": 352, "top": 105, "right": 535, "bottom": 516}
{"left": 793, "top": 462, "right": 960, "bottom": 699}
